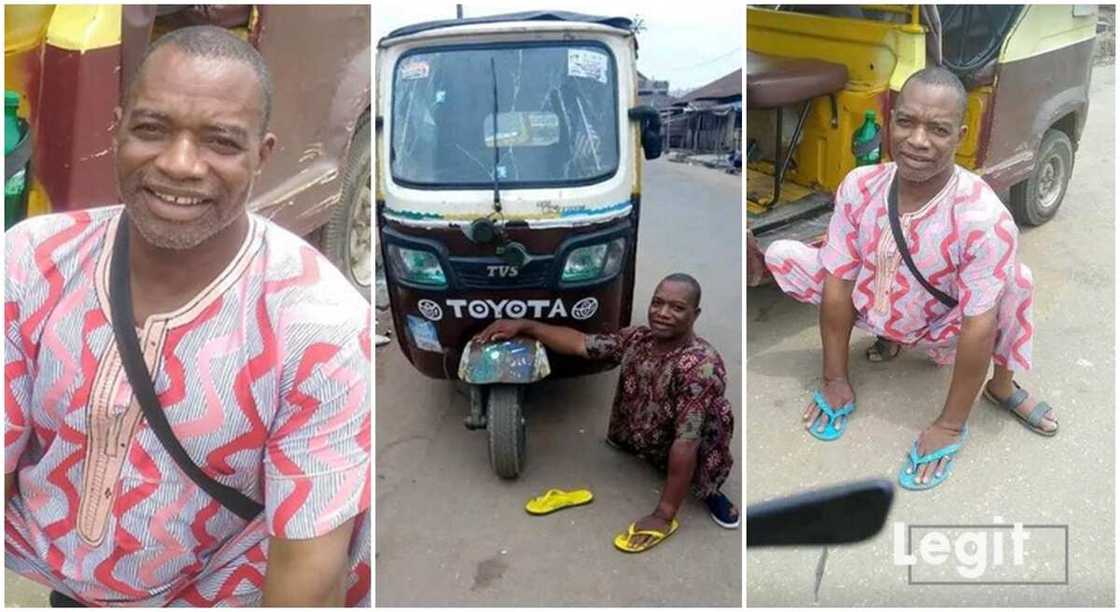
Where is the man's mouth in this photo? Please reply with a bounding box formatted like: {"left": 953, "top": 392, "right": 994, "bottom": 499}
{"left": 899, "top": 151, "right": 934, "bottom": 166}
{"left": 145, "top": 187, "right": 210, "bottom": 206}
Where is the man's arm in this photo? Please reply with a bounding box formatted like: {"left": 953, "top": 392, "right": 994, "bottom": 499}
{"left": 820, "top": 272, "right": 857, "bottom": 382}
{"left": 262, "top": 518, "right": 355, "bottom": 607}
{"left": 5, "top": 473, "right": 15, "bottom": 502}
{"left": 937, "top": 308, "right": 998, "bottom": 429}
{"left": 476, "top": 319, "right": 588, "bottom": 358}
{"left": 654, "top": 438, "right": 700, "bottom": 519}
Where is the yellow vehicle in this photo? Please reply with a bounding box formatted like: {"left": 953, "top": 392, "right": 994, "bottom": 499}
{"left": 746, "top": 5, "right": 1098, "bottom": 285}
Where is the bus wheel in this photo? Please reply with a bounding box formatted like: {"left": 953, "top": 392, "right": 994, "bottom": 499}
{"left": 487, "top": 385, "right": 526, "bottom": 479}
{"left": 1009, "top": 129, "right": 1073, "bottom": 226}
{"left": 324, "top": 113, "right": 372, "bottom": 300}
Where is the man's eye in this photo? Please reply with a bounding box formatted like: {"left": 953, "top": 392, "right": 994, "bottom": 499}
{"left": 132, "top": 123, "right": 163, "bottom": 135}
{"left": 209, "top": 138, "right": 243, "bottom": 153}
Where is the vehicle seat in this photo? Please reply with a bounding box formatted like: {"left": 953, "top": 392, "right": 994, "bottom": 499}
{"left": 746, "top": 51, "right": 849, "bottom": 109}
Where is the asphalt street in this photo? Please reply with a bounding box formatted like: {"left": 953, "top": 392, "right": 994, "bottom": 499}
{"left": 375, "top": 158, "right": 743, "bottom": 606}
{"left": 745, "top": 65, "right": 1115, "bottom": 606}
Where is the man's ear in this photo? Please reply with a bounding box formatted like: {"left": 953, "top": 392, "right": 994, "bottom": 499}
{"left": 257, "top": 132, "right": 277, "bottom": 172}
{"left": 111, "top": 107, "right": 123, "bottom": 153}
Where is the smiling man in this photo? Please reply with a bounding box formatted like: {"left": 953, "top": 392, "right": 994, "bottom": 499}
{"left": 4, "top": 27, "right": 370, "bottom": 606}
{"left": 477, "top": 273, "right": 738, "bottom": 552}
{"left": 764, "top": 67, "right": 1057, "bottom": 491}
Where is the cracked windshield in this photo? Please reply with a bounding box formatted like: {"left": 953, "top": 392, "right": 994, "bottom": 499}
{"left": 391, "top": 44, "right": 618, "bottom": 186}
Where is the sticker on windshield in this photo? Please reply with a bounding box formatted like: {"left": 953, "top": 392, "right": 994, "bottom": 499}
{"left": 400, "top": 59, "right": 430, "bottom": 80}
{"left": 568, "top": 49, "right": 608, "bottom": 84}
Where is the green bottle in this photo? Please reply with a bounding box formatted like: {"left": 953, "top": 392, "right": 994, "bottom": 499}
{"left": 852, "top": 109, "right": 881, "bottom": 166}
{"left": 5, "top": 91, "right": 28, "bottom": 228}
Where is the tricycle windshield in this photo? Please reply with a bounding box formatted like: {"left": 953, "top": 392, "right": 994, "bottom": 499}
{"left": 391, "top": 42, "right": 619, "bottom": 188}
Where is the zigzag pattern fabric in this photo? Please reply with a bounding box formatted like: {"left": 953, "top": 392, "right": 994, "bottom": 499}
{"left": 5, "top": 206, "right": 371, "bottom": 606}
{"left": 764, "top": 163, "right": 1033, "bottom": 370}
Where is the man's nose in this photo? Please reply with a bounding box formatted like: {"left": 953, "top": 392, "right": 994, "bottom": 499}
{"left": 153, "top": 134, "right": 206, "bottom": 180}
{"left": 906, "top": 125, "right": 930, "bottom": 149}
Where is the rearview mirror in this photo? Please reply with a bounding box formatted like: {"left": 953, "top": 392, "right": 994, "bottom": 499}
{"left": 628, "top": 105, "right": 663, "bottom": 160}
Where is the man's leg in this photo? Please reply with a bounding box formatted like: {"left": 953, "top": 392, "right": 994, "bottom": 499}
{"left": 982, "top": 263, "right": 1058, "bottom": 432}
{"left": 764, "top": 240, "right": 828, "bottom": 305}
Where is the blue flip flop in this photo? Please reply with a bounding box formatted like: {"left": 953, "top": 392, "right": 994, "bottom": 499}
{"left": 808, "top": 391, "right": 856, "bottom": 441}
{"left": 898, "top": 427, "right": 968, "bottom": 491}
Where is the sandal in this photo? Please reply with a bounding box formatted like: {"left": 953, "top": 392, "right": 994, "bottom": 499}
{"left": 982, "top": 381, "right": 1058, "bottom": 437}
{"left": 525, "top": 488, "right": 594, "bottom": 515}
{"left": 866, "top": 337, "right": 901, "bottom": 362}
{"left": 898, "top": 427, "right": 968, "bottom": 491}
{"left": 807, "top": 390, "right": 855, "bottom": 441}
{"left": 613, "top": 518, "right": 680, "bottom": 553}
{"left": 705, "top": 491, "right": 740, "bottom": 529}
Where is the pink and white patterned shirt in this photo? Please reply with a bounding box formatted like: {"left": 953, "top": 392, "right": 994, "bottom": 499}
{"left": 819, "top": 162, "right": 1019, "bottom": 345}
{"left": 5, "top": 206, "right": 371, "bottom": 606}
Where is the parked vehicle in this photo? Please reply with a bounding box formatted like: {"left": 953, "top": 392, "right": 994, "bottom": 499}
{"left": 746, "top": 5, "right": 1097, "bottom": 285}
{"left": 376, "top": 11, "right": 662, "bottom": 478}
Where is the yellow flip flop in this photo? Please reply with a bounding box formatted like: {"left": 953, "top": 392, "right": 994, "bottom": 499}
{"left": 525, "top": 488, "right": 594, "bottom": 515}
{"left": 613, "top": 518, "right": 680, "bottom": 553}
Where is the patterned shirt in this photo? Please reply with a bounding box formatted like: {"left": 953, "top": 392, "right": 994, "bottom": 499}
{"left": 820, "top": 163, "right": 1019, "bottom": 344}
{"left": 585, "top": 326, "right": 734, "bottom": 497}
{"left": 5, "top": 207, "right": 371, "bottom": 606}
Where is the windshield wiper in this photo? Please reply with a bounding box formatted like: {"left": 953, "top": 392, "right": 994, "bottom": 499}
{"left": 490, "top": 56, "right": 501, "bottom": 214}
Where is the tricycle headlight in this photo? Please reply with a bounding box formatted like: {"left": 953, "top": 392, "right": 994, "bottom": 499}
{"left": 561, "top": 238, "right": 625, "bottom": 283}
{"left": 386, "top": 245, "right": 447, "bottom": 287}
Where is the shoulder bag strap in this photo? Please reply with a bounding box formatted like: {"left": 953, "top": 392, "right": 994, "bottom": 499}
{"left": 887, "top": 174, "right": 959, "bottom": 309}
{"left": 108, "top": 218, "right": 264, "bottom": 521}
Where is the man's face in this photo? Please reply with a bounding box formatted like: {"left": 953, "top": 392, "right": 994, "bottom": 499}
{"left": 647, "top": 280, "right": 700, "bottom": 340}
{"left": 890, "top": 82, "right": 967, "bottom": 183}
{"left": 114, "top": 46, "right": 275, "bottom": 250}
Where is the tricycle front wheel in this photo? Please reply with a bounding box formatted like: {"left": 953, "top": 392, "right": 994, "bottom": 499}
{"left": 487, "top": 385, "right": 526, "bottom": 478}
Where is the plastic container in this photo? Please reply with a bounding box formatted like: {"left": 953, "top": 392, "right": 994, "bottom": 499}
{"left": 852, "top": 109, "right": 881, "bottom": 166}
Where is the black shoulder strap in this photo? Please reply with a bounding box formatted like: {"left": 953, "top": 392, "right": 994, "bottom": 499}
{"left": 887, "top": 174, "right": 959, "bottom": 309}
{"left": 108, "top": 218, "right": 264, "bottom": 521}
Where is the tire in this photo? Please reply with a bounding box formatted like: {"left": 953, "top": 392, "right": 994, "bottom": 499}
{"left": 1008, "top": 129, "right": 1074, "bottom": 226}
{"left": 487, "top": 385, "right": 526, "bottom": 479}
{"left": 324, "top": 113, "right": 372, "bottom": 300}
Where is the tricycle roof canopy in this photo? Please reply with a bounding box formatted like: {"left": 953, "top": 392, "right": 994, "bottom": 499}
{"left": 383, "top": 11, "right": 632, "bottom": 42}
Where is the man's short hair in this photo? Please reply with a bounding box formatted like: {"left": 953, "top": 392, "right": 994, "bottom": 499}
{"left": 898, "top": 66, "right": 968, "bottom": 126}
{"left": 661, "top": 273, "right": 702, "bottom": 308}
{"left": 129, "top": 25, "right": 273, "bottom": 135}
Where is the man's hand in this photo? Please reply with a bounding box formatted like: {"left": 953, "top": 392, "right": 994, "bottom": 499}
{"left": 623, "top": 512, "right": 674, "bottom": 550}
{"left": 475, "top": 319, "right": 530, "bottom": 343}
{"left": 804, "top": 377, "right": 855, "bottom": 434}
{"left": 910, "top": 419, "right": 964, "bottom": 486}
{"left": 262, "top": 518, "right": 355, "bottom": 607}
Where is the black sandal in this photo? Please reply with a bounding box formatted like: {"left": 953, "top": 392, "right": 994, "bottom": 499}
{"left": 866, "top": 337, "right": 901, "bottom": 362}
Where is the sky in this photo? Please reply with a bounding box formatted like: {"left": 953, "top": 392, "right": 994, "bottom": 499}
{"left": 373, "top": 1, "right": 743, "bottom": 92}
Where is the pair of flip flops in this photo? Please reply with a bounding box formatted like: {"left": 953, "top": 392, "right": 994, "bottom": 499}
{"left": 809, "top": 391, "right": 966, "bottom": 491}
{"left": 525, "top": 488, "right": 681, "bottom": 553}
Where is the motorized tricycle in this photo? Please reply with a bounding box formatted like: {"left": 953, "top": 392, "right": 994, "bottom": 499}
{"left": 745, "top": 4, "right": 1097, "bottom": 285}
{"left": 376, "top": 11, "right": 662, "bottom": 478}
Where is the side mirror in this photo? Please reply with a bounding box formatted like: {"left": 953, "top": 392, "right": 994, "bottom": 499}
{"left": 746, "top": 479, "right": 894, "bottom": 547}
{"left": 628, "top": 105, "right": 663, "bottom": 160}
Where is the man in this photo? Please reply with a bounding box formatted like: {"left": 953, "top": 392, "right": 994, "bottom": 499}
{"left": 478, "top": 274, "right": 738, "bottom": 552}
{"left": 4, "top": 27, "right": 370, "bottom": 605}
{"left": 764, "top": 67, "right": 1057, "bottom": 490}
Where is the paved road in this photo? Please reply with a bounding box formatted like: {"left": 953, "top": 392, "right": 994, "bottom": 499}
{"left": 745, "top": 65, "right": 1115, "bottom": 606}
{"left": 375, "top": 158, "right": 743, "bottom": 606}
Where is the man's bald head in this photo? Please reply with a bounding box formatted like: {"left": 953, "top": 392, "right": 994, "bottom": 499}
{"left": 659, "top": 273, "right": 702, "bottom": 308}
{"left": 128, "top": 25, "right": 273, "bottom": 136}
{"left": 898, "top": 66, "right": 968, "bottom": 126}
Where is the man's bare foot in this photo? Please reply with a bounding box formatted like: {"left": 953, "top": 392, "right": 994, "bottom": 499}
{"left": 984, "top": 379, "right": 1059, "bottom": 433}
